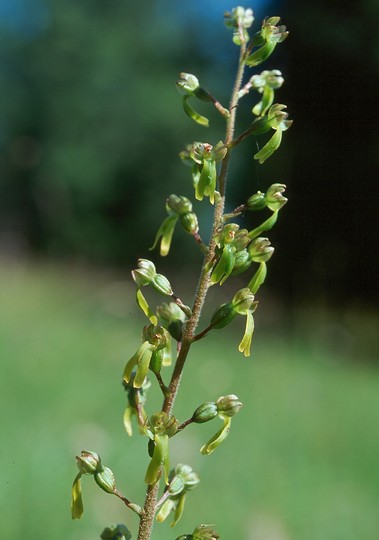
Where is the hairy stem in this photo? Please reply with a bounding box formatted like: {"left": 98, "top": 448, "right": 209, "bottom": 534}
{"left": 137, "top": 43, "right": 246, "bottom": 540}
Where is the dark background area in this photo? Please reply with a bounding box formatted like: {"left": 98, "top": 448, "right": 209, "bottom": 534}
{"left": 0, "top": 0, "right": 377, "bottom": 309}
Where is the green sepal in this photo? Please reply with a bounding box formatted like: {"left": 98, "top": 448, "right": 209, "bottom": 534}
{"left": 145, "top": 434, "right": 169, "bottom": 485}
{"left": 162, "top": 335, "right": 172, "bottom": 366}
{"left": 200, "top": 415, "right": 232, "bottom": 455}
{"left": 248, "top": 262, "right": 267, "bottom": 294}
{"left": 248, "top": 210, "right": 278, "bottom": 240}
{"left": 123, "top": 406, "right": 134, "bottom": 437}
{"left": 136, "top": 289, "right": 158, "bottom": 324}
{"left": 149, "top": 349, "right": 163, "bottom": 375}
{"left": 195, "top": 159, "right": 217, "bottom": 204}
{"left": 254, "top": 128, "right": 282, "bottom": 164}
{"left": 71, "top": 473, "right": 83, "bottom": 519}
{"left": 210, "top": 244, "right": 236, "bottom": 285}
{"left": 183, "top": 96, "right": 209, "bottom": 127}
{"left": 156, "top": 498, "right": 176, "bottom": 523}
{"left": 238, "top": 310, "right": 255, "bottom": 357}
{"left": 150, "top": 215, "right": 178, "bottom": 257}
{"left": 123, "top": 341, "right": 154, "bottom": 388}
{"left": 252, "top": 85, "right": 274, "bottom": 116}
{"left": 172, "top": 492, "right": 187, "bottom": 527}
{"left": 245, "top": 40, "right": 276, "bottom": 67}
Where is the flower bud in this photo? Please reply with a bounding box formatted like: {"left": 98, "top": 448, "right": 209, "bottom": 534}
{"left": 180, "top": 212, "right": 199, "bottom": 234}
{"left": 167, "top": 194, "right": 193, "bottom": 215}
{"left": 76, "top": 450, "right": 101, "bottom": 475}
{"left": 193, "top": 525, "right": 220, "bottom": 540}
{"left": 132, "top": 259, "right": 156, "bottom": 287}
{"left": 94, "top": 466, "right": 116, "bottom": 494}
{"left": 246, "top": 191, "right": 267, "bottom": 211}
{"left": 100, "top": 524, "right": 132, "bottom": 540}
{"left": 266, "top": 183, "right": 287, "bottom": 211}
{"left": 210, "top": 302, "right": 237, "bottom": 329}
{"left": 224, "top": 7, "right": 254, "bottom": 30}
{"left": 152, "top": 273, "right": 173, "bottom": 296}
{"left": 231, "top": 249, "right": 251, "bottom": 275}
{"left": 216, "top": 394, "right": 243, "bottom": 417}
{"left": 176, "top": 73, "right": 200, "bottom": 95}
{"left": 192, "top": 401, "right": 218, "bottom": 423}
{"left": 248, "top": 237, "right": 274, "bottom": 262}
{"left": 156, "top": 302, "right": 184, "bottom": 323}
{"left": 167, "top": 320, "right": 184, "bottom": 341}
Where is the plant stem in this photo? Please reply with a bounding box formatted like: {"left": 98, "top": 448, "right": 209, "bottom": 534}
{"left": 137, "top": 43, "right": 246, "bottom": 540}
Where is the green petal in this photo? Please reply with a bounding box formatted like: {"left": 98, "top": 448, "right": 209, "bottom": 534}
{"left": 210, "top": 245, "right": 236, "bottom": 285}
{"left": 252, "top": 86, "right": 274, "bottom": 116}
{"left": 200, "top": 416, "right": 232, "bottom": 455}
{"left": 71, "top": 473, "right": 83, "bottom": 520}
{"left": 123, "top": 406, "right": 134, "bottom": 437}
{"left": 254, "top": 128, "right": 282, "bottom": 164}
{"left": 196, "top": 160, "right": 216, "bottom": 203}
{"left": 238, "top": 310, "right": 255, "bottom": 357}
{"left": 123, "top": 341, "right": 152, "bottom": 386}
{"left": 150, "top": 215, "right": 178, "bottom": 257}
{"left": 136, "top": 289, "right": 158, "bottom": 324}
{"left": 156, "top": 498, "right": 176, "bottom": 523}
{"left": 248, "top": 262, "right": 267, "bottom": 294}
{"left": 171, "top": 493, "right": 187, "bottom": 527}
{"left": 145, "top": 434, "right": 169, "bottom": 485}
{"left": 245, "top": 40, "right": 276, "bottom": 67}
{"left": 134, "top": 344, "right": 154, "bottom": 388}
{"left": 183, "top": 96, "right": 209, "bottom": 127}
{"left": 248, "top": 210, "right": 278, "bottom": 240}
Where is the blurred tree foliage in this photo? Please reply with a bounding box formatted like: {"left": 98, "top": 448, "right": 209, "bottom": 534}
{"left": 0, "top": 0, "right": 377, "bottom": 306}
{"left": 0, "top": 0, "right": 214, "bottom": 263}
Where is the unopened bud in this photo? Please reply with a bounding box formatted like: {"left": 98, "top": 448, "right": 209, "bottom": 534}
{"left": 216, "top": 394, "right": 243, "bottom": 417}
{"left": 232, "top": 249, "right": 251, "bottom": 275}
{"left": 94, "top": 466, "right": 116, "bottom": 494}
{"left": 100, "top": 524, "right": 132, "bottom": 540}
{"left": 246, "top": 191, "right": 266, "bottom": 211}
{"left": 192, "top": 402, "right": 218, "bottom": 423}
{"left": 210, "top": 302, "right": 237, "bottom": 329}
{"left": 180, "top": 212, "right": 199, "bottom": 234}
{"left": 76, "top": 450, "right": 101, "bottom": 475}
{"left": 167, "top": 194, "right": 193, "bottom": 215}
{"left": 152, "top": 274, "right": 173, "bottom": 296}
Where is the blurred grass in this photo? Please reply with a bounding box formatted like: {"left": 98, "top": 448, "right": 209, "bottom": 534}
{"left": 1, "top": 260, "right": 379, "bottom": 540}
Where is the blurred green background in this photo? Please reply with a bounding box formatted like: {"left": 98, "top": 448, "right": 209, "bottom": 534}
{"left": 1, "top": 1, "right": 378, "bottom": 539}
